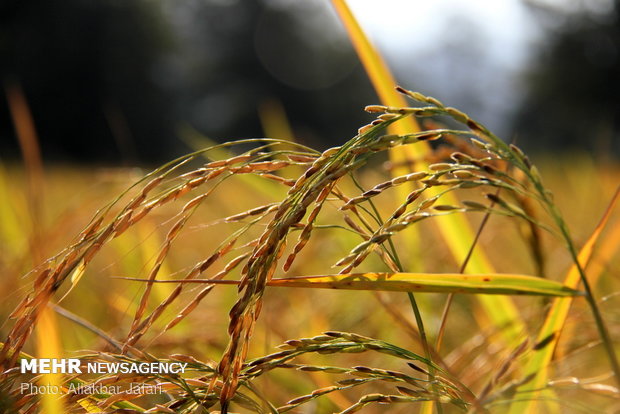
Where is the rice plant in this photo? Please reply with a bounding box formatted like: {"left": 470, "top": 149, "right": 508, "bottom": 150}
{"left": 2, "top": 85, "right": 618, "bottom": 413}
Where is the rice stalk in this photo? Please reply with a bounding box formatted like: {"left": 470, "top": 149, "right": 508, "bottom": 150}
{"left": 333, "top": 0, "right": 525, "bottom": 358}
{"left": 2, "top": 85, "right": 616, "bottom": 413}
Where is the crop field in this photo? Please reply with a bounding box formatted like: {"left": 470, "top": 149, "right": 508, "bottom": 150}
{"left": 1, "top": 1, "right": 619, "bottom": 413}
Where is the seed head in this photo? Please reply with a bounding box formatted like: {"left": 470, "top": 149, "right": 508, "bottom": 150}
{"left": 365, "top": 105, "right": 387, "bottom": 113}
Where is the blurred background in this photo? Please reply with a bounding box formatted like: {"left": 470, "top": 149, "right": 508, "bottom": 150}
{"left": 1, "top": 0, "right": 618, "bottom": 164}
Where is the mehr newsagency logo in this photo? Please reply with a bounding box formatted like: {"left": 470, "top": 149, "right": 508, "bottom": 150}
{"left": 19, "top": 358, "right": 188, "bottom": 395}
{"left": 20, "top": 358, "right": 187, "bottom": 374}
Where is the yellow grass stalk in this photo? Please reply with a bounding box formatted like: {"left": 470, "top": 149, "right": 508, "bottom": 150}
{"left": 0, "top": 165, "right": 25, "bottom": 256}
{"left": 36, "top": 306, "right": 64, "bottom": 414}
{"left": 582, "top": 215, "right": 620, "bottom": 287}
{"left": 5, "top": 81, "right": 46, "bottom": 262}
{"left": 258, "top": 98, "right": 296, "bottom": 143}
{"left": 555, "top": 210, "right": 620, "bottom": 361}
{"left": 258, "top": 98, "right": 304, "bottom": 183}
{"left": 267, "top": 273, "right": 577, "bottom": 296}
{"left": 508, "top": 186, "right": 620, "bottom": 413}
{"left": 331, "top": 0, "right": 424, "bottom": 271}
{"left": 331, "top": 0, "right": 524, "bottom": 345}
{"left": 4, "top": 81, "right": 44, "bottom": 199}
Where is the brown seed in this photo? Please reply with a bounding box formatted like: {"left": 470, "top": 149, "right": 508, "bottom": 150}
{"left": 126, "top": 193, "right": 146, "bottom": 211}
{"left": 421, "top": 178, "right": 442, "bottom": 186}
{"left": 362, "top": 189, "right": 382, "bottom": 198}
{"left": 206, "top": 168, "right": 226, "bottom": 180}
{"left": 370, "top": 234, "right": 390, "bottom": 244}
{"left": 485, "top": 193, "right": 502, "bottom": 204}
{"left": 378, "top": 113, "right": 398, "bottom": 121}
{"left": 395, "top": 86, "right": 409, "bottom": 95}
{"left": 311, "top": 386, "right": 339, "bottom": 396}
{"left": 416, "top": 132, "right": 441, "bottom": 141}
{"left": 141, "top": 176, "right": 164, "bottom": 195}
{"left": 452, "top": 170, "right": 474, "bottom": 179}
{"left": 365, "top": 105, "right": 387, "bottom": 113}
{"left": 182, "top": 193, "right": 208, "bottom": 213}
{"left": 321, "top": 146, "right": 341, "bottom": 157}
{"left": 358, "top": 124, "right": 373, "bottom": 134}
{"left": 112, "top": 211, "right": 133, "bottom": 237}
{"left": 429, "top": 163, "right": 452, "bottom": 171}
{"left": 427, "top": 96, "right": 443, "bottom": 107}
{"left": 81, "top": 216, "right": 104, "bottom": 240}
{"left": 392, "top": 205, "right": 407, "bottom": 219}
{"left": 397, "top": 386, "right": 421, "bottom": 397}
{"left": 374, "top": 181, "right": 392, "bottom": 190}
{"left": 386, "top": 223, "right": 408, "bottom": 232}
{"left": 343, "top": 215, "right": 364, "bottom": 234}
{"left": 187, "top": 176, "right": 207, "bottom": 188}
{"left": 433, "top": 205, "right": 459, "bottom": 211}
{"left": 462, "top": 200, "right": 487, "bottom": 210}
{"left": 286, "top": 395, "right": 313, "bottom": 405}
{"left": 418, "top": 198, "right": 437, "bottom": 210}
{"left": 482, "top": 164, "right": 498, "bottom": 174}
{"left": 288, "top": 154, "right": 317, "bottom": 163}
{"left": 446, "top": 107, "right": 468, "bottom": 123}
{"left": 467, "top": 119, "right": 483, "bottom": 132}
{"left": 316, "top": 185, "right": 333, "bottom": 204}
{"left": 406, "top": 171, "right": 428, "bottom": 181}
{"left": 251, "top": 161, "right": 289, "bottom": 172}
{"left": 406, "top": 191, "right": 422, "bottom": 204}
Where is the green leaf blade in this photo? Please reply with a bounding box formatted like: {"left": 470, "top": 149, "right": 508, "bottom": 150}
{"left": 268, "top": 273, "right": 581, "bottom": 297}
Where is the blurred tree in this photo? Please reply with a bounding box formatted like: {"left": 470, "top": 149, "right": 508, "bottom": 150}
{"left": 0, "top": 0, "right": 376, "bottom": 164}
{"left": 514, "top": 0, "right": 619, "bottom": 156}
{"left": 162, "top": 0, "right": 374, "bottom": 151}
{"left": 0, "top": 0, "right": 176, "bottom": 163}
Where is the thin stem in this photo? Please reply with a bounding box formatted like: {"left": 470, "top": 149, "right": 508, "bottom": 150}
{"left": 436, "top": 190, "right": 497, "bottom": 351}
{"left": 408, "top": 293, "right": 431, "bottom": 364}
{"left": 408, "top": 292, "right": 442, "bottom": 414}
{"left": 51, "top": 303, "right": 123, "bottom": 352}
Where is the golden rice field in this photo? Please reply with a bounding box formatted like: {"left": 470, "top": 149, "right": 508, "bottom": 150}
{"left": 1, "top": 1, "right": 620, "bottom": 412}
{"left": 1, "top": 97, "right": 619, "bottom": 413}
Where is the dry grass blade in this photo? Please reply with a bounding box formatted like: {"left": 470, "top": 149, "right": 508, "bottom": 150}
{"left": 34, "top": 306, "right": 64, "bottom": 414}
{"left": 119, "top": 272, "right": 579, "bottom": 297}
{"left": 4, "top": 81, "right": 45, "bottom": 226}
{"left": 265, "top": 272, "right": 578, "bottom": 296}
